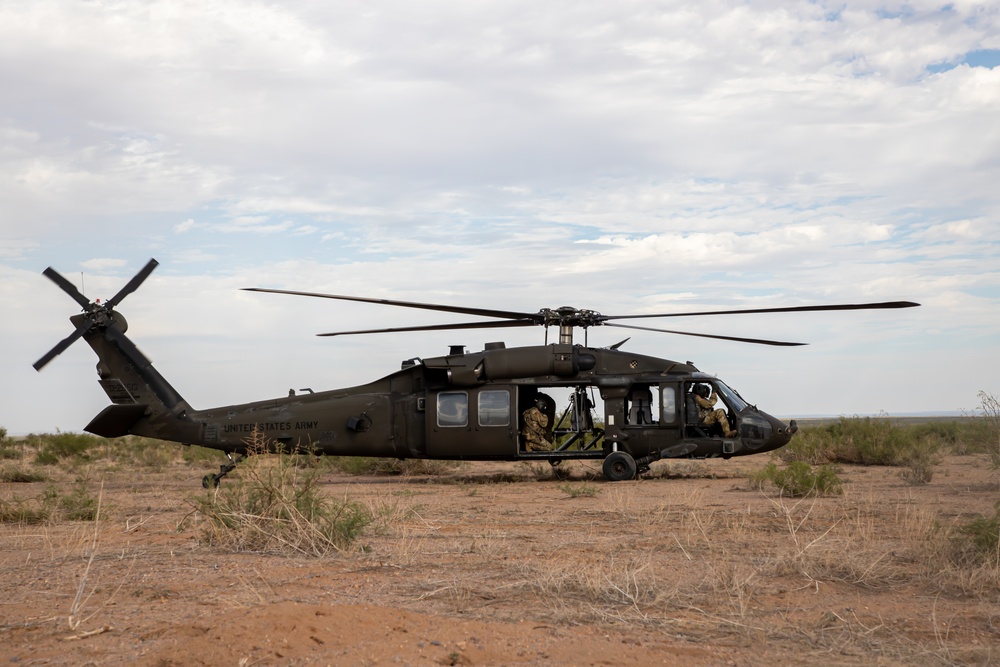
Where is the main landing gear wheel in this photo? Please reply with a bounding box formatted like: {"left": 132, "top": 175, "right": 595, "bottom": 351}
{"left": 602, "top": 451, "right": 637, "bottom": 482}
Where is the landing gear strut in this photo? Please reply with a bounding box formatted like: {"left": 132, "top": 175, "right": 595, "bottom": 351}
{"left": 202, "top": 452, "right": 245, "bottom": 488}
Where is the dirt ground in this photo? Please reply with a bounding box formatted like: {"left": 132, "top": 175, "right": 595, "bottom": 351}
{"left": 2, "top": 454, "right": 999, "bottom": 666}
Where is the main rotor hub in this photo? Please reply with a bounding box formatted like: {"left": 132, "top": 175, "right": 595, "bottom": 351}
{"left": 536, "top": 307, "right": 604, "bottom": 328}
{"left": 534, "top": 307, "right": 606, "bottom": 345}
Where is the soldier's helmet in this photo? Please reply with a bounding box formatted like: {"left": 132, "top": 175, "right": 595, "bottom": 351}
{"left": 693, "top": 384, "right": 710, "bottom": 398}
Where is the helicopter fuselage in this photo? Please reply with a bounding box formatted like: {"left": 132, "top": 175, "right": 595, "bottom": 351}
{"left": 88, "top": 339, "right": 796, "bottom": 476}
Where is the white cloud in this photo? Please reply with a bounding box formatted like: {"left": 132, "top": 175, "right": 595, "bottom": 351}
{"left": 81, "top": 258, "right": 128, "bottom": 272}
{"left": 174, "top": 218, "right": 196, "bottom": 233}
{"left": 0, "top": 0, "right": 998, "bottom": 433}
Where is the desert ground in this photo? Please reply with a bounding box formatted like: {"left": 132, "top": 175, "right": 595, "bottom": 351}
{"left": 1, "top": 449, "right": 998, "bottom": 666}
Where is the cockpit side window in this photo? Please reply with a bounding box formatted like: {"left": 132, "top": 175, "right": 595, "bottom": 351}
{"left": 660, "top": 386, "right": 677, "bottom": 424}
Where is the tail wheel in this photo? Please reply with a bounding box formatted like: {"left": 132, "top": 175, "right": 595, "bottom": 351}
{"left": 602, "top": 451, "right": 637, "bottom": 482}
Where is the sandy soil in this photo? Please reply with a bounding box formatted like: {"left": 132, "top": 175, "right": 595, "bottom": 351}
{"left": 1, "top": 454, "right": 999, "bottom": 666}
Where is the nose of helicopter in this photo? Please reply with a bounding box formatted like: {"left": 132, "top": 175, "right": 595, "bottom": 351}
{"left": 766, "top": 417, "right": 798, "bottom": 451}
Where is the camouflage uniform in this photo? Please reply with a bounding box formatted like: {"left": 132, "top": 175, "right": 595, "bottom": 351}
{"left": 522, "top": 406, "right": 553, "bottom": 451}
{"left": 695, "top": 391, "right": 737, "bottom": 437}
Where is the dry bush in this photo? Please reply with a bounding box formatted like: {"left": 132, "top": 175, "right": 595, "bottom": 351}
{"left": 980, "top": 390, "right": 1000, "bottom": 470}
{"left": 898, "top": 438, "right": 943, "bottom": 485}
{"left": 0, "top": 494, "right": 52, "bottom": 524}
{"left": 193, "top": 435, "right": 370, "bottom": 557}
{"left": 507, "top": 555, "right": 677, "bottom": 625}
{"left": 0, "top": 464, "right": 47, "bottom": 483}
{"left": 918, "top": 502, "right": 1000, "bottom": 597}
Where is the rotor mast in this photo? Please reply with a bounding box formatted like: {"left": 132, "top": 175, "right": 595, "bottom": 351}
{"left": 539, "top": 307, "right": 602, "bottom": 345}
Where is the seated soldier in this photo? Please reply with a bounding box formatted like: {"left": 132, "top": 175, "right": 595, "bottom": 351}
{"left": 522, "top": 396, "right": 555, "bottom": 451}
{"left": 692, "top": 384, "right": 737, "bottom": 438}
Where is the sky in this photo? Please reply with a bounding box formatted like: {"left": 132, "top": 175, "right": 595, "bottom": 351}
{"left": 1, "top": 0, "right": 998, "bottom": 435}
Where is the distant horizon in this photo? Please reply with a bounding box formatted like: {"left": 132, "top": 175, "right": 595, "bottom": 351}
{"left": 782, "top": 411, "right": 978, "bottom": 421}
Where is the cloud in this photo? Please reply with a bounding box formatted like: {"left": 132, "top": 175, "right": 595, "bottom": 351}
{"left": 0, "top": 238, "right": 39, "bottom": 260}
{"left": 174, "top": 218, "right": 197, "bottom": 233}
{"left": 81, "top": 258, "right": 128, "bottom": 272}
{"left": 0, "top": 1, "right": 998, "bottom": 433}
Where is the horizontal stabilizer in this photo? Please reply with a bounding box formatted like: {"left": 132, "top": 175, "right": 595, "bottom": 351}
{"left": 85, "top": 404, "right": 148, "bottom": 438}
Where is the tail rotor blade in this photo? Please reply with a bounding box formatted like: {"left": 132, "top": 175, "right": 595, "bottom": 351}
{"left": 33, "top": 319, "right": 91, "bottom": 371}
{"left": 107, "top": 258, "right": 159, "bottom": 308}
{"left": 42, "top": 267, "right": 91, "bottom": 310}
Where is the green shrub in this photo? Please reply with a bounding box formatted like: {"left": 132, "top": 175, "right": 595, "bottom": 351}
{"left": 0, "top": 444, "right": 23, "bottom": 460}
{"left": 109, "top": 436, "right": 177, "bottom": 470}
{"left": 60, "top": 481, "right": 100, "bottom": 521}
{"left": 33, "top": 432, "right": 101, "bottom": 465}
{"left": 777, "top": 428, "right": 839, "bottom": 465}
{"left": 0, "top": 485, "right": 58, "bottom": 524}
{"left": 898, "top": 438, "right": 943, "bottom": 485}
{"left": 827, "top": 417, "right": 914, "bottom": 465}
{"left": 0, "top": 496, "right": 51, "bottom": 524}
{"left": 779, "top": 417, "right": 954, "bottom": 468}
{"left": 749, "top": 461, "right": 843, "bottom": 497}
{"left": 557, "top": 483, "right": 600, "bottom": 498}
{"left": 0, "top": 465, "right": 47, "bottom": 483}
{"left": 909, "top": 420, "right": 983, "bottom": 455}
{"left": 950, "top": 502, "right": 1000, "bottom": 566}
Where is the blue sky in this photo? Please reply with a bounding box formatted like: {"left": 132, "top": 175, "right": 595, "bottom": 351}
{"left": 1, "top": 0, "right": 998, "bottom": 434}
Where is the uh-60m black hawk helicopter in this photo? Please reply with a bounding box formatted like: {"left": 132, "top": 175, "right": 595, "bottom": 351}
{"left": 34, "top": 259, "right": 919, "bottom": 487}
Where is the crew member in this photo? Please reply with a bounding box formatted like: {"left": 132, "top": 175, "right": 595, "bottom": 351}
{"left": 692, "top": 384, "right": 737, "bottom": 438}
{"left": 522, "top": 396, "right": 554, "bottom": 451}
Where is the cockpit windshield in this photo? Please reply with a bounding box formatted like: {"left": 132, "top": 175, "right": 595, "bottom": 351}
{"left": 715, "top": 380, "right": 748, "bottom": 412}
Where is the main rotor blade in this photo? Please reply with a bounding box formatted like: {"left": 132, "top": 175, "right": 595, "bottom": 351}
{"left": 604, "top": 322, "right": 807, "bottom": 346}
{"left": 42, "top": 267, "right": 91, "bottom": 310}
{"left": 244, "top": 288, "right": 540, "bottom": 323}
{"left": 107, "top": 258, "right": 159, "bottom": 308}
{"left": 33, "top": 319, "right": 91, "bottom": 371}
{"left": 603, "top": 300, "right": 920, "bottom": 321}
{"left": 317, "top": 319, "right": 537, "bottom": 337}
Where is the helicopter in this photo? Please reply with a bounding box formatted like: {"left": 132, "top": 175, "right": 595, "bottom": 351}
{"left": 33, "top": 258, "right": 919, "bottom": 486}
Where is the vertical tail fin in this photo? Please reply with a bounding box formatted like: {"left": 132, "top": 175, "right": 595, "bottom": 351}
{"left": 35, "top": 259, "right": 199, "bottom": 441}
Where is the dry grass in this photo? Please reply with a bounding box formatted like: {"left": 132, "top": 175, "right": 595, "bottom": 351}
{"left": 3, "top": 430, "right": 1000, "bottom": 664}
{"left": 349, "top": 458, "right": 1000, "bottom": 664}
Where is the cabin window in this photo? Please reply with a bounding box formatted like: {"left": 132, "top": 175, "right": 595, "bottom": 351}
{"left": 660, "top": 386, "right": 678, "bottom": 424}
{"left": 626, "top": 384, "right": 659, "bottom": 425}
{"left": 437, "top": 392, "right": 468, "bottom": 427}
{"left": 478, "top": 390, "right": 510, "bottom": 427}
